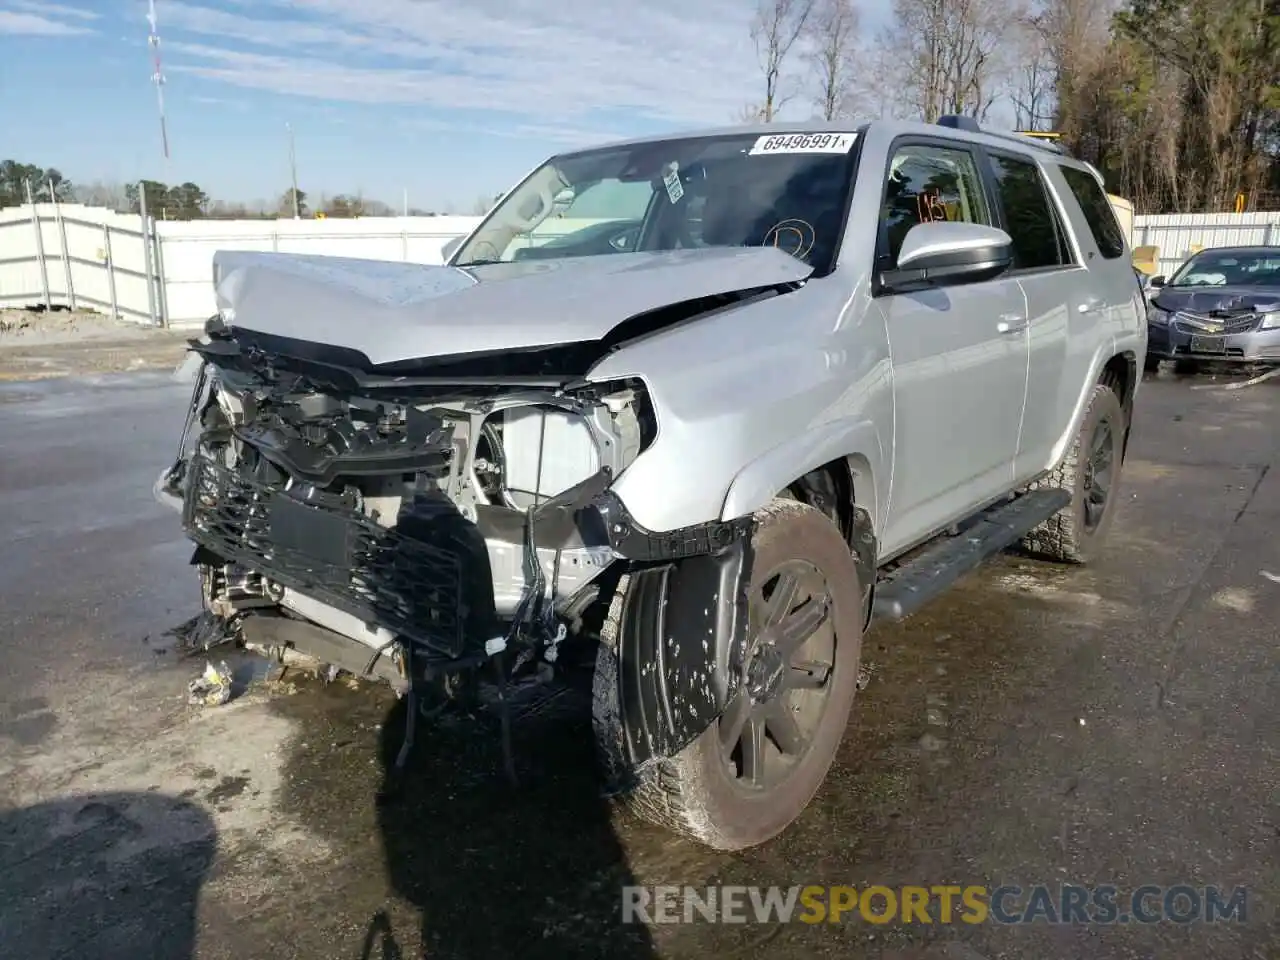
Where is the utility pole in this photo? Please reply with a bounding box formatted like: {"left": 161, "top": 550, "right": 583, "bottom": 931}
{"left": 287, "top": 122, "right": 300, "bottom": 218}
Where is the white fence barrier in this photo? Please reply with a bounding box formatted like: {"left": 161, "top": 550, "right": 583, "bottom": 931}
{"left": 0, "top": 202, "right": 162, "bottom": 324}
{"left": 3, "top": 202, "right": 1278, "bottom": 328}
{"left": 1132, "top": 213, "right": 1280, "bottom": 278}
{"left": 0, "top": 202, "right": 485, "bottom": 328}
{"left": 156, "top": 215, "right": 483, "bottom": 325}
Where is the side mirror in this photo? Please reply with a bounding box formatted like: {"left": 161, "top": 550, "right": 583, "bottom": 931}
{"left": 881, "top": 222, "right": 1014, "bottom": 293}
{"left": 440, "top": 235, "right": 464, "bottom": 263}
{"left": 1149, "top": 275, "right": 1166, "bottom": 288}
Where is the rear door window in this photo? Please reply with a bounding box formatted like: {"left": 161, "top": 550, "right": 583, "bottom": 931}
{"left": 986, "top": 153, "right": 1070, "bottom": 271}
{"left": 878, "top": 143, "right": 991, "bottom": 266}
{"left": 1060, "top": 166, "right": 1126, "bottom": 259}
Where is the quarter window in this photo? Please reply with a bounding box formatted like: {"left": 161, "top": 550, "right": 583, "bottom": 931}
{"left": 879, "top": 144, "right": 991, "bottom": 265}
{"left": 1060, "top": 166, "right": 1126, "bottom": 259}
{"left": 987, "top": 153, "right": 1066, "bottom": 270}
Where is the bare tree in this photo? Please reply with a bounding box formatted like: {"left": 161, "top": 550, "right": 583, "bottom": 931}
{"left": 876, "top": 0, "right": 1010, "bottom": 122}
{"left": 750, "top": 0, "right": 817, "bottom": 121}
{"left": 847, "top": 40, "right": 909, "bottom": 119}
{"left": 1029, "top": 0, "right": 1112, "bottom": 140}
{"left": 74, "top": 180, "right": 131, "bottom": 211}
{"left": 1010, "top": 15, "right": 1055, "bottom": 130}
{"left": 806, "top": 0, "right": 862, "bottom": 119}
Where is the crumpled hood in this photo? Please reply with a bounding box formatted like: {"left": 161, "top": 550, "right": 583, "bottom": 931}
{"left": 1152, "top": 284, "right": 1280, "bottom": 315}
{"left": 211, "top": 247, "right": 813, "bottom": 367}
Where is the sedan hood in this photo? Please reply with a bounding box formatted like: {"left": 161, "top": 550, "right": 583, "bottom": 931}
{"left": 211, "top": 247, "right": 813, "bottom": 366}
{"left": 1152, "top": 285, "right": 1280, "bottom": 315}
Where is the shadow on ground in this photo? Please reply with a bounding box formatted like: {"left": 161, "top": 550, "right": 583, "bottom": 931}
{"left": 0, "top": 791, "right": 216, "bottom": 960}
{"left": 276, "top": 675, "right": 657, "bottom": 960}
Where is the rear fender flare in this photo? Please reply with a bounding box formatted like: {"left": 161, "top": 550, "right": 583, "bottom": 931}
{"left": 1049, "top": 339, "right": 1120, "bottom": 469}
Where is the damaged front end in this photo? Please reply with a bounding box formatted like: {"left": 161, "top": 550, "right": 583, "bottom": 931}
{"left": 156, "top": 318, "right": 754, "bottom": 781}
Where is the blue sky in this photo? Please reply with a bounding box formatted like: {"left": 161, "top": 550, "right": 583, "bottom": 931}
{"left": 0, "top": 0, "right": 893, "bottom": 212}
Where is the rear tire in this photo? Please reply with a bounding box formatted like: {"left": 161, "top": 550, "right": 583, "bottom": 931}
{"left": 1143, "top": 355, "right": 1161, "bottom": 374}
{"left": 593, "top": 500, "right": 862, "bottom": 850}
{"left": 1018, "top": 381, "right": 1125, "bottom": 564}
{"left": 1174, "top": 359, "right": 1201, "bottom": 375}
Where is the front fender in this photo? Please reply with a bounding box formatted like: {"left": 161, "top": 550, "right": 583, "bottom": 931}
{"left": 600, "top": 539, "right": 753, "bottom": 783}
{"left": 720, "top": 415, "right": 884, "bottom": 529}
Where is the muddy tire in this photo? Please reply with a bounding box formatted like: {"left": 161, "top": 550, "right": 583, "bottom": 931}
{"left": 1018, "top": 380, "right": 1125, "bottom": 564}
{"left": 592, "top": 500, "right": 863, "bottom": 850}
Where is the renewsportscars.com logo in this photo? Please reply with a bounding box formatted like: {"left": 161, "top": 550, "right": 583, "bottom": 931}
{"left": 621, "top": 884, "right": 1249, "bottom": 926}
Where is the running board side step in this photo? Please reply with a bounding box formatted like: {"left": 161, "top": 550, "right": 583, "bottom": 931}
{"left": 871, "top": 488, "right": 1071, "bottom": 622}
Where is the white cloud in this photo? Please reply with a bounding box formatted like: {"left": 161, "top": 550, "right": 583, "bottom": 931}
{"left": 11, "top": 0, "right": 98, "bottom": 16}
{"left": 407, "top": 115, "right": 634, "bottom": 149}
{"left": 159, "top": 0, "right": 770, "bottom": 128}
{"left": 0, "top": 7, "right": 93, "bottom": 35}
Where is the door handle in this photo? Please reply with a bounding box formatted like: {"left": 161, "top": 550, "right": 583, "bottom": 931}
{"left": 997, "top": 316, "right": 1028, "bottom": 335}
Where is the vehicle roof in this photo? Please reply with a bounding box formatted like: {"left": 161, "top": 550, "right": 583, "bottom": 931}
{"left": 562, "top": 118, "right": 1092, "bottom": 171}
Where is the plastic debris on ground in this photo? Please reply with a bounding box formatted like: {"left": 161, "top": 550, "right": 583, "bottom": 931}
{"left": 188, "top": 660, "right": 234, "bottom": 707}
{"left": 1190, "top": 365, "right": 1280, "bottom": 391}
{"left": 856, "top": 663, "right": 874, "bottom": 691}
{"left": 162, "top": 610, "right": 237, "bottom": 657}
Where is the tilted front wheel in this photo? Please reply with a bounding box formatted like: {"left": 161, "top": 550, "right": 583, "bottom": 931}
{"left": 593, "top": 500, "right": 863, "bottom": 850}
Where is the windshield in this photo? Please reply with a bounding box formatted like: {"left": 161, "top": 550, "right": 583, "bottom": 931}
{"left": 450, "top": 131, "right": 862, "bottom": 275}
{"left": 1167, "top": 249, "right": 1280, "bottom": 287}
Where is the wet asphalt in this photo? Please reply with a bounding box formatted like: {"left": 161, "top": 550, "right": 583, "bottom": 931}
{"left": 1, "top": 367, "right": 1278, "bottom": 960}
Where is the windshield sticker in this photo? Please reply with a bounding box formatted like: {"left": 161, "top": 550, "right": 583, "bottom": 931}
{"left": 663, "top": 163, "right": 684, "bottom": 204}
{"left": 748, "top": 132, "right": 857, "bottom": 156}
{"left": 762, "top": 219, "right": 815, "bottom": 260}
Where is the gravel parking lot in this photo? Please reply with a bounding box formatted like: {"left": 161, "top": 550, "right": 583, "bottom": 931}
{"left": 0, "top": 308, "right": 190, "bottom": 381}
{"left": 1, "top": 364, "right": 1278, "bottom": 960}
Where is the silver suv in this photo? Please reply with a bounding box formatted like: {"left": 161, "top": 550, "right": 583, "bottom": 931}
{"left": 156, "top": 115, "right": 1147, "bottom": 850}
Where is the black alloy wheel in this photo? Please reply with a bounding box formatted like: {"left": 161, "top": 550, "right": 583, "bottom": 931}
{"left": 718, "top": 559, "right": 837, "bottom": 791}
{"left": 1081, "top": 413, "right": 1116, "bottom": 531}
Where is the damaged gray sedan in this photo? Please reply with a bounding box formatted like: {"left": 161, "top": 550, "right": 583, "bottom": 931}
{"left": 155, "top": 118, "right": 1146, "bottom": 849}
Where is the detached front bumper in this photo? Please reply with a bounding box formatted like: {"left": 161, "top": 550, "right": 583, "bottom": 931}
{"left": 154, "top": 452, "right": 752, "bottom": 655}
{"left": 1147, "top": 320, "right": 1280, "bottom": 363}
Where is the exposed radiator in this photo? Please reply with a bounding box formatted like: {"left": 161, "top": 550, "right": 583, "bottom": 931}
{"left": 502, "top": 407, "right": 601, "bottom": 510}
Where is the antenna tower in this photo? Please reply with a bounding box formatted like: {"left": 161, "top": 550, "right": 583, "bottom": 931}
{"left": 147, "top": 0, "right": 171, "bottom": 173}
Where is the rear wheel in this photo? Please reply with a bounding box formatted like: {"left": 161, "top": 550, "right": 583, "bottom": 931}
{"left": 593, "top": 500, "right": 862, "bottom": 850}
{"left": 1174, "top": 358, "right": 1201, "bottom": 375}
{"left": 1018, "top": 380, "right": 1125, "bottom": 564}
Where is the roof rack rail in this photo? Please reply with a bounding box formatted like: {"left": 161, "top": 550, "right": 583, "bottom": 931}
{"left": 934, "top": 115, "right": 1071, "bottom": 157}
{"left": 935, "top": 114, "right": 982, "bottom": 133}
